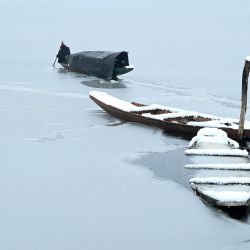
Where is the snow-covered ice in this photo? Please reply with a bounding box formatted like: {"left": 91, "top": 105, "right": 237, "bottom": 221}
{"left": 1, "top": 1, "right": 250, "bottom": 250}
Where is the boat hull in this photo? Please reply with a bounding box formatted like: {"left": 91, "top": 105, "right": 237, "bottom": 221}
{"left": 90, "top": 95, "right": 250, "bottom": 141}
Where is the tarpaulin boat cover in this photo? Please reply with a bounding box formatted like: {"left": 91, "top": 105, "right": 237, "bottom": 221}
{"left": 65, "top": 51, "right": 129, "bottom": 80}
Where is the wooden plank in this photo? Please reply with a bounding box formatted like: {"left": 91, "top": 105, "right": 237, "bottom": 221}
{"left": 191, "top": 184, "right": 250, "bottom": 206}
{"left": 185, "top": 163, "right": 250, "bottom": 170}
{"left": 185, "top": 148, "right": 248, "bottom": 156}
{"left": 190, "top": 177, "right": 250, "bottom": 185}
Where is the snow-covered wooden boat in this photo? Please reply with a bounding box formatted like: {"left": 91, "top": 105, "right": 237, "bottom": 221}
{"left": 185, "top": 128, "right": 250, "bottom": 218}
{"left": 89, "top": 91, "right": 250, "bottom": 141}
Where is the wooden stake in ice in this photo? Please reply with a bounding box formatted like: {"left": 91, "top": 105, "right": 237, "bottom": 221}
{"left": 238, "top": 57, "right": 250, "bottom": 142}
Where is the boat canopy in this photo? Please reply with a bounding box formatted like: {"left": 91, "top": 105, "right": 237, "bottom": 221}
{"left": 65, "top": 51, "right": 129, "bottom": 80}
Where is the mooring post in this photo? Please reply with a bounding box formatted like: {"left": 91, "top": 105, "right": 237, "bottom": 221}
{"left": 238, "top": 57, "right": 250, "bottom": 142}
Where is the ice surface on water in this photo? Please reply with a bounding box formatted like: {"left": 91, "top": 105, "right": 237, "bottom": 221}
{"left": 1, "top": 1, "right": 250, "bottom": 250}
{"left": 0, "top": 83, "right": 88, "bottom": 99}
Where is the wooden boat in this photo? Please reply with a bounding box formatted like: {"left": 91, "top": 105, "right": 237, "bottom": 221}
{"left": 185, "top": 128, "right": 250, "bottom": 219}
{"left": 89, "top": 91, "right": 250, "bottom": 141}
{"left": 55, "top": 43, "right": 134, "bottom": 80}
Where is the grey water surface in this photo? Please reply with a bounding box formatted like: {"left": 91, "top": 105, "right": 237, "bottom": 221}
{"left": 1, "top": 0, "right": 250, "bottom": 250}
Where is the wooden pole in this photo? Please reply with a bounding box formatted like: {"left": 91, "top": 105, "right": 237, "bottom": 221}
{"left": 238, "top": 57, "right": 250, "bottom": 142}
{"left": 52, "top": 57, "right": 57, "bottom": 67}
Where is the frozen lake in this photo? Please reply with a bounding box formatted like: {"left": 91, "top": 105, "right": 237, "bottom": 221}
{"left": 1, "top": 0, "right": 250, "bottom": 249}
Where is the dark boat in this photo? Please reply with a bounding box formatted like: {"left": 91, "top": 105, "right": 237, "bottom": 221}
{"left": 89, "top": 91, "right": 250, "bottom": 141}
{"left": 55, "top": 42, "right": 134, "bottom": 80}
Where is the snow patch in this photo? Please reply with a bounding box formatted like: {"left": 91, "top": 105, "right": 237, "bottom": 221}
{"left": 143, "top": 111, "right": 199, "bottom": 120}
{"left": 188, "top": 128, "right": 239, "bottom": 148}
{"left": 201, "top": 190, "right": 250, "bottom": 202}
{"left": 185, "top": 148, "right": 248, "bottom": 156}
{"left": 89, "top": 91, "right": 137, "bottom": 111}
{"left": 134, "top": 104, "right": 176, "bottom": 112}
{"left": 125, "top": 65, "right": 134, "bottom": 69}
{"left": 185, "top": 163, "right": 250, "bottom": 170}
{"left": 190, "top": 177, "right": 250, "bottom": 185}
{"left": 89, "top": 91, "right": 181, "bottom": 113}
{"left": 246, "top": 56, "right": 250, "bottom": 62}
{"left": 189, "top": 118, "right": 250, "bottom": 130}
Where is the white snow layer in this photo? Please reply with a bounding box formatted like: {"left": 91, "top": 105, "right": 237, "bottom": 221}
{"left": 185, "top": 148, "right": 248, "bottom": 156}
{"left": 89, "top": 91, "right": 185, "bottom": 113}
{"left": 142, "top": 111, "right": 202, "bottom": 120}
{"left": 190, "top": 177, "right": 250, "bottom": 185}
{"left": 185, "top": 163, "right": 250, "bottom": 170}
{"left": 125, "top": 65, "right": 134, "bottom": 69}
{"left": 134, "top": 104, "right": 174, "bottom": 112}
{"left": 188, "top": 119, "right": 248, "bottom": 129}
{"left": 186, "top": 128, "right": 247, "bottom": 156}
{"left": 197, "top": 128, "right": 228, "bottom": 137}
{"left": 246, "top": 56, "right": 250, "bottom": 62}
{"left": 188, "top": 128, "right": 239, "bottom": 148}
{"left": 89, "top": 91, "right": 137, "bottom": 112}
{"left": 201, "top": 190, "right": 250, "bottom": 203}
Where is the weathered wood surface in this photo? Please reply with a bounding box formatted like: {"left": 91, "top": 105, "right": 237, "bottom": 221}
{"left": 238, "top": 58, "right": 250, "bottom": 141}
